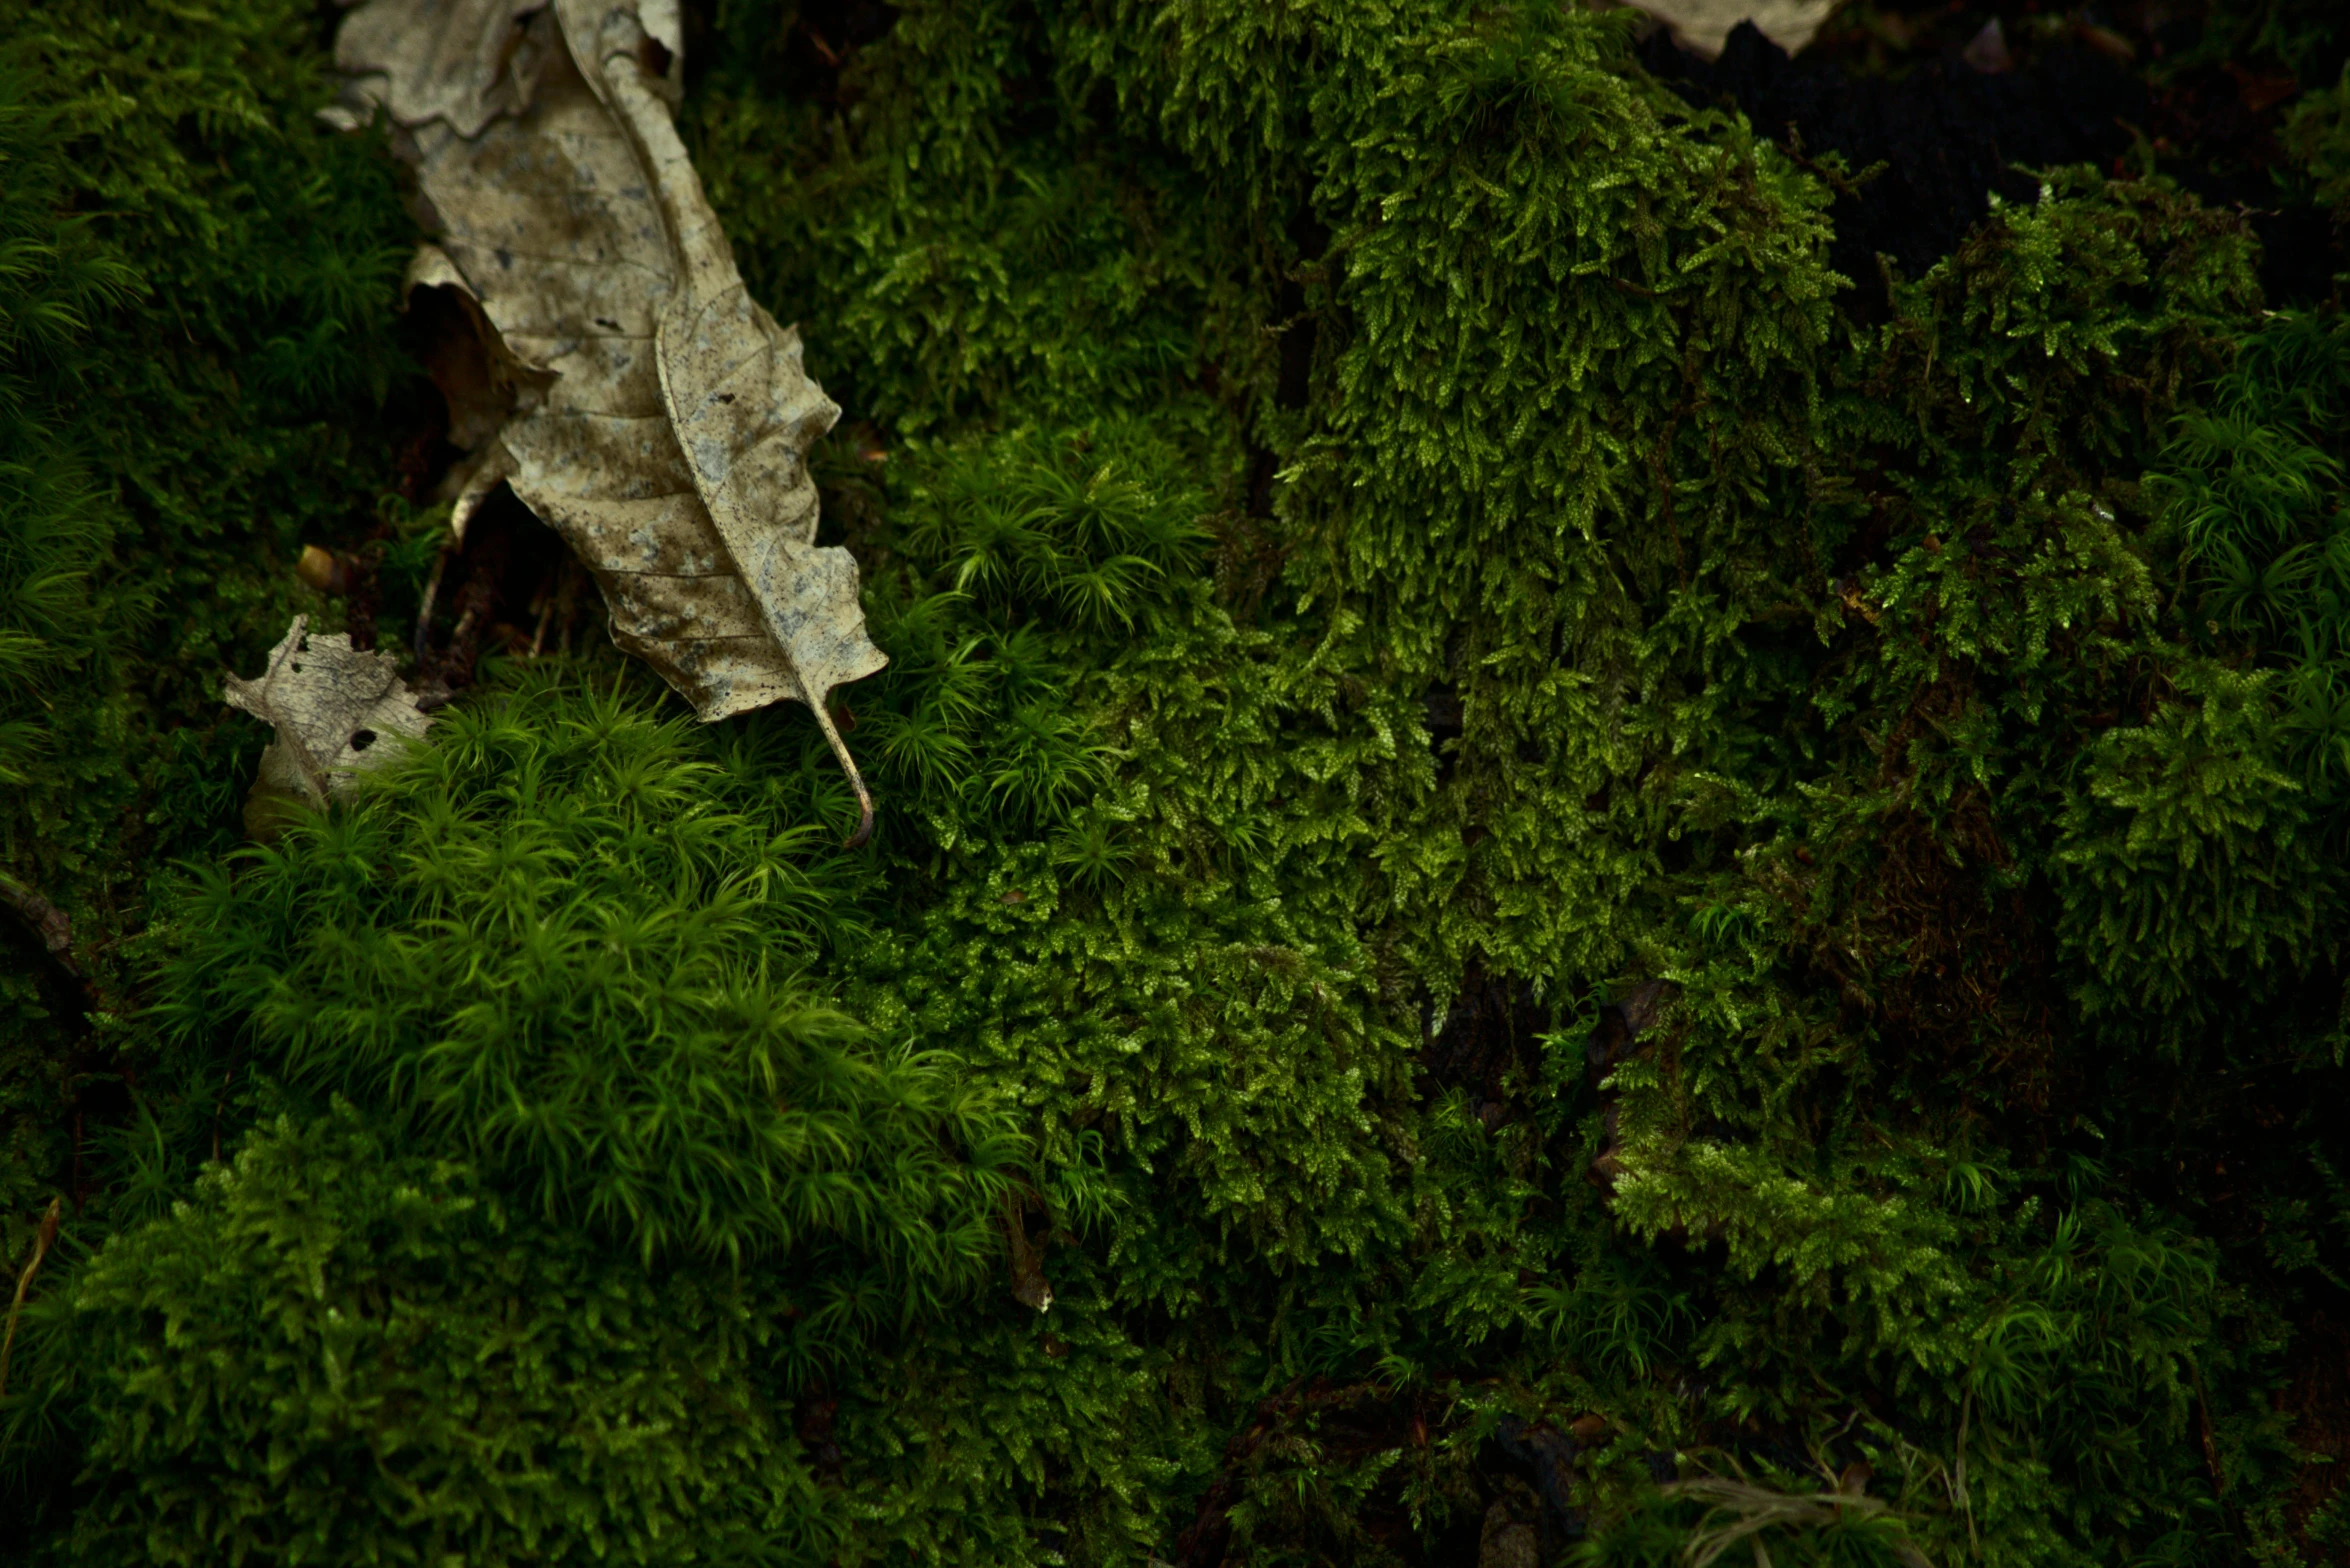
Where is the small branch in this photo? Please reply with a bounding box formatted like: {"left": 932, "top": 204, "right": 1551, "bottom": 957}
{"left": 1954, "top": 1388, "right": 1975, "bottom": 1556}
{"left": 414, "top": 539, "right": 453, "bottom": 664}
{"left": 2189, "top": 1361, "right": 2246, "bottom": 1546}
{"left": 0, "top": 1197, "right": 64, "bottom": 1400}
{"left": 528, "top": 562, "right": 560, "bottom": 657}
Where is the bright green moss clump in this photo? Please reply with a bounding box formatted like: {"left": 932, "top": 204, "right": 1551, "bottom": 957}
{"left": 6, "top": 1, "right": 2350, "bottom": 1565}
{"left": 60, "top": 1104, "right": 842, "bottom": 1566}
{"left": 152, "top": 675, "right": 1021, "bottom": 1283}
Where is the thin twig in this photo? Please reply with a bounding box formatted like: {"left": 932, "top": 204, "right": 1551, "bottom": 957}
{"left": 2188, "top": 1360, "right": 2246, "bottom": 1546}
{"left": 528, "top": 563, "right": 560, "bottom": 657}
{"left": 414, "top": 540, "right": 454, "bottom": 664}
{"left": 0, "top": 1197, "right": 64, "bottom": 1400}
{"left": 555, "top": 558, "right": 583, "bottom": 656}
{"left": 1955, "top": 1389, "right": 1975, "bottom": 1555}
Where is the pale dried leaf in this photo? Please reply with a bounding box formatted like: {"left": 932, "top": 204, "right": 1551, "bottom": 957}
{"left": 404, "top": 244, "right": 552, "bottom": 456}
{"left": 335, "top": 0, "right": 552, "bottom": 136}
{"left": 225, "top": 616, "right": 433, "bottom": 811}
{"left": 593, "top": 7, "right": 888, "bottom": 738}
{"left": 333, "top": 0, "right": 886, "bottom": 841}
{"left": 442, "top": 442, "right": 520, "bottom": 539}
{"left": 635, "top": 0, "right": 682, "bottom": 62}
{"left": 1630, "top": 0, "right": 1842, "bottom": 57}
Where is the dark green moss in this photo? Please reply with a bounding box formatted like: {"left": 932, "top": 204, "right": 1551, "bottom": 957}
{"left": 6, "top": 0, "right": 2350, "bottom": 1564}
{"left": 0, "top": 0, "right": 424, "bottom": 1253}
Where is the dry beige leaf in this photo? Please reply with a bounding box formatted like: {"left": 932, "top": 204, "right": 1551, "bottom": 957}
{"left": 329, "top": 0, "right": 552, "bottom": 136}
{"left": 591, "top": 4, "right": 890, "bottom": 751}
{"left": 404, "top": 244, "right": 552, "bottom": 458}
{"left": 330, "top": 0, "right": 887, "bottom": 844}
{"left": 1630, "top": 0, "right": 1842, "bottom": 57}
{"left": 226, "top": 617, "right": 434, "bottom": 833}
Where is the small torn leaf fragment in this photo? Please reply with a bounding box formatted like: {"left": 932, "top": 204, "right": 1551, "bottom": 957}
{"left": 226, "top": 617, "right": 433, "bottom": 836}
{"left": 328, "top": 0, "right": 887, "bottom": 844}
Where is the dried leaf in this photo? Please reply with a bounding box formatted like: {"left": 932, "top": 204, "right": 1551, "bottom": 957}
{"left": 330, "top": 0, "right": 553, "bottom": 136}
{"left": 330, "top": 0, "right": 887, "bottom": 842}
{"left": 225, "top": 617, "right": 433, "bottom": 828}
{"left": 1631, "top": 0, "right": 1842, "bottom": 57}
{"left": 403, "top": 243, "right": 551, "bottom": 458}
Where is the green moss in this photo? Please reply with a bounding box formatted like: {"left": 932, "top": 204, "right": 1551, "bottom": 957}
{"left": 50, "top": 1104, "right": 842, "bottom": 1566}
{"left": 7, "top": 0, "right": 2350, "bottom": 1564}
{"left": 147, "top": 671, "right": 1022, "bottom": 1283}
{"left": 0, "top": 0, "right": 424, "bottom": 1251}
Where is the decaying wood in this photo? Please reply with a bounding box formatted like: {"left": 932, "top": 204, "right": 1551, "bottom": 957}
{"left": 328, "top": 0, "right": 888, "bottom": 845}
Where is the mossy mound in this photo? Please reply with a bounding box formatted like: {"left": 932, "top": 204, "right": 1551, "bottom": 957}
{"left": 6, "top": 0, "right": 2350, "bottom": 1564}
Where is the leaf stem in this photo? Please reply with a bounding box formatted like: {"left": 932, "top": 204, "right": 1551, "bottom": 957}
{"left": 811, "top": 697, "right": 875, "bottom": 848}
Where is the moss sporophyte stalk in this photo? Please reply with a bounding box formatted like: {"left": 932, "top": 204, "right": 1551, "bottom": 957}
{"left": 3, "top": 0, "right": 2350, "bottom": 1564}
